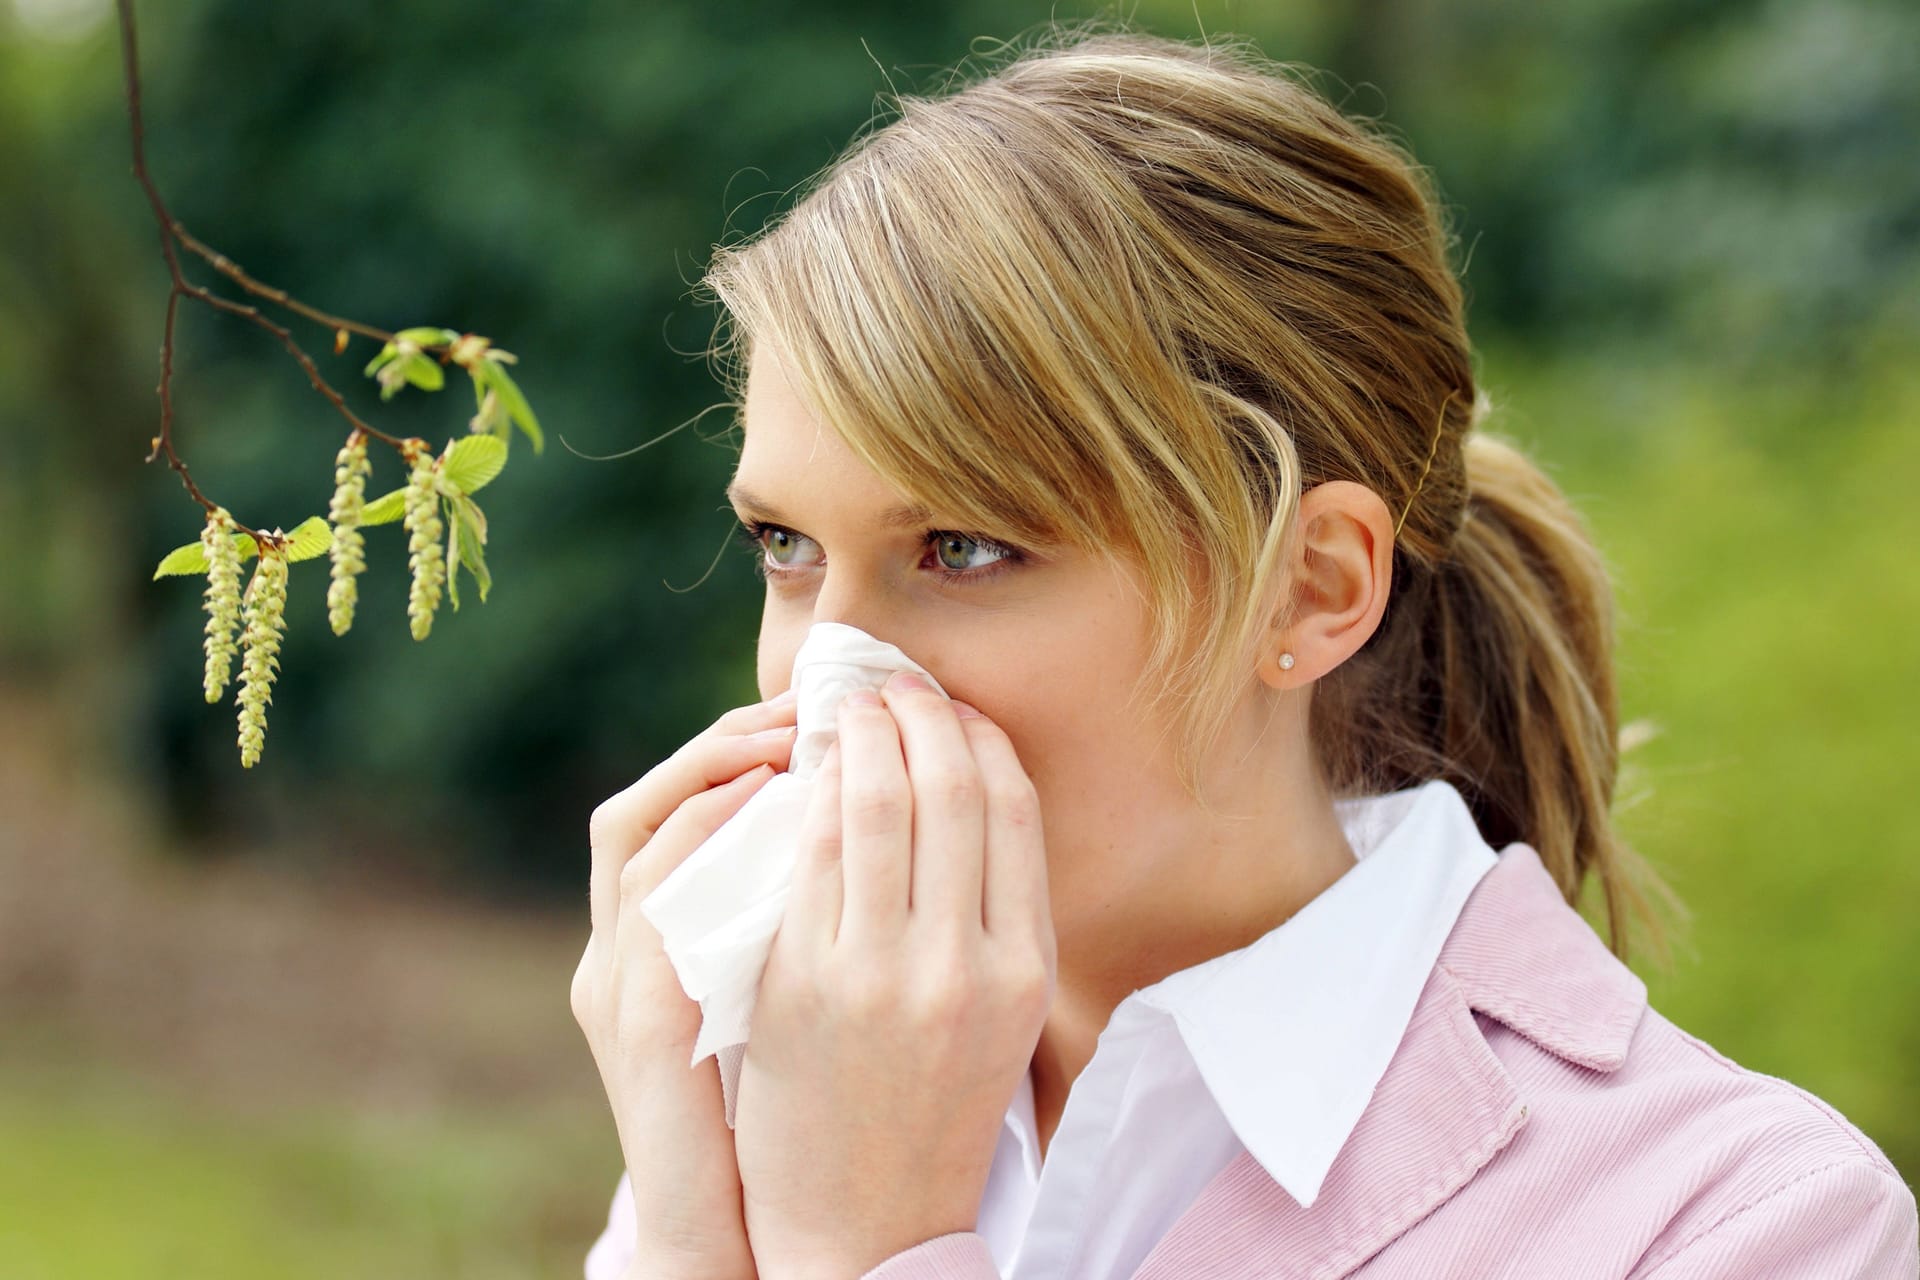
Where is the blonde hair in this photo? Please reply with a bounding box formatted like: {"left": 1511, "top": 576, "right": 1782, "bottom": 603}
{"left": 704, "top": 26, "right": 1676, "bottom": 962}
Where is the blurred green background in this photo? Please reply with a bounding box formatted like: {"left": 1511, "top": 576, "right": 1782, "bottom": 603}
{"left": 1, "top": 0, "right": 1915, "bottom": 1273}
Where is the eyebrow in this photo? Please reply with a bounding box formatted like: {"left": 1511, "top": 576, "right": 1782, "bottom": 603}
{"left": 724, "top": 481, "right": 935, "bottom": 531}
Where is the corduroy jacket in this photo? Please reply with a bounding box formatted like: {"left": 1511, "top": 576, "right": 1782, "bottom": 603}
{"left": 858, "top": 842, "right": 1919, "bottom": 1279}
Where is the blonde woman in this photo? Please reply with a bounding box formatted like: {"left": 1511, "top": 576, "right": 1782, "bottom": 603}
{"left": 569, "top": 28, "right": 1918, "bottom": 1280}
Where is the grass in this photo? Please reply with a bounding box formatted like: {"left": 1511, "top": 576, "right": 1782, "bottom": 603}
{"left": 0, "top": 1056, "right": 622, "bottom": 1280}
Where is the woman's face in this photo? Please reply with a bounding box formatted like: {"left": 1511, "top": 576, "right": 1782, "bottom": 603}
{"left": 728, "top": 345, "right": 1208, "bottom": 939}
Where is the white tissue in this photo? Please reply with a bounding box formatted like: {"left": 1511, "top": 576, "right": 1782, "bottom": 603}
{"left": 638, "top": 621, "right": 949, "bottom": 1126}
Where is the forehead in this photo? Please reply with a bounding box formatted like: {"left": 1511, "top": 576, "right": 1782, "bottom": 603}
{"left": 730, "top": 346, "right": 930, "bottom": 527}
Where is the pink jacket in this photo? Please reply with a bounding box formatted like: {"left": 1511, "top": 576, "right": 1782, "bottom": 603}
{"left": 862, "top": 843, "right": 1919, "bottom": 1278}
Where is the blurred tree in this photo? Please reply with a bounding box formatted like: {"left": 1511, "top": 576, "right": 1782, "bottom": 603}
{"left": 4, "top": 0, "right": 1913, "bottom": 898}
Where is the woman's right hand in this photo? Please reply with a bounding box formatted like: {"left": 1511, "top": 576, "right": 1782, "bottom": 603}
{"left": 572, "top": 689, "right": 799, "bottom": 1280}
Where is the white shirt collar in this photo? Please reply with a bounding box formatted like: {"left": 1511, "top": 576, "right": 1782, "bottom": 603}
{"left": 1110, "top": 777, "right": 1497, "bottom": 1209}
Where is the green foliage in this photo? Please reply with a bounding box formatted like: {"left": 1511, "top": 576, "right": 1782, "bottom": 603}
{"left": 152, "top": 515, "right": 333, "bottom": 578}
{"left": 356, "top": 487, "right": 407, "bottom": 527}
{"left": 475, "top": 356, "right": 544, "bottom": 454}
{"left": 155, "top": 530, "right": 255, "bottom": 579}
{"left": 280, "top": 516, "right": 334, "bottom": 563}
{"left": 440, "top": 435, "right": 507, "bottom": 495}
{"left": 449, "top": 494, "right": 492, "bottom": 607}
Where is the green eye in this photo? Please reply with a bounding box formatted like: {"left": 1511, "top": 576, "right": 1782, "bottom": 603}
{"left": 933, "top": 533, "right": 1009, "bottom": 573}
{"left": 767, "top": 528, "right": 805, "bottom": 565}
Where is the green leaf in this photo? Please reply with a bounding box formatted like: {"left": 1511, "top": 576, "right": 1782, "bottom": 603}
{"left": 444, "top": 501, "right": 461, "bottom": 612}
{"left": 483, "top": 358, "right": 544, "bottom": 453}
{"left": 400, "top": 352, "right": 444, "bottom": 393}
{"left": 357, "top": 486, "right": 407, "bottom": 527}
{"left": 440, "top": 435, "right": 507, "bottom": 495}
{"left": 455, "top": 492, "right": 488, "bottom": 546}
{"left": 454, "top": 497, "right": 491, "bottom": 605}
{"left": 363, "top": 341, "right": 399, "bottom": 377}
{"left": 281, "top": 515, "right": 334, "bottom": 563}
{"left": 153, "top": 530, "right": 256, "bottom": 579}
{"left": 395, "top": 326, "right": 458, "bottom": 348}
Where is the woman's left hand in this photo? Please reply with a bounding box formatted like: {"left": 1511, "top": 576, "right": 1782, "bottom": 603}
{"left": 732, "top": 670, "right": 1058, "bottom": 1280}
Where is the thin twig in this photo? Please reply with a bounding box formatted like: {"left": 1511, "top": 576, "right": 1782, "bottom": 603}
{"left": 117, "top": 0, "right": 414, "bottom": 541}
{"left": 170, "top": 223, "right": 396, "bottom": 344}
{"left": 189, "top": 283, "right": 404, "bottom": 449}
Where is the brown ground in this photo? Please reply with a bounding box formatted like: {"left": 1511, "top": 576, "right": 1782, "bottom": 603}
{"left": 0, "top": 679, "right": 607, "bottom": 1120}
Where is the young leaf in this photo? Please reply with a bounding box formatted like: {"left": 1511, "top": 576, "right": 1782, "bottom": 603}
{"left": 482, "top": 358, "right": 544, "bottom": 453}
{"left": 453, "top": 495, "right": 491, "bottom": 605}
{"left": 455, "top": 492, "right": 488, "bottom": 546}
{"left": 281, "top": 515, "right": 335, "bottom": 563}
{"left": 400, "top": 352, "right": 444, "bottom": 393}
{"left": 357, "top": 486, "right": 408, "bottom": 526}
{"left": 395, "top": 326, "right": 458, "bottom": 348}
{"left": 444, "top": 501, "right": 462, "bottom": 612}
{"left": 363, "top": 341, "right": 399, "bottom": 377}
{"left": 155, "top": 529, "right": 256, "bottom": 578}
{"left": 440, "top": 435, "right": 507, "bottom": 495}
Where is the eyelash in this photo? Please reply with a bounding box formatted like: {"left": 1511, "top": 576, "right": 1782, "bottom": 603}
{"left": 732, "top": 519, "right": 1025, "bottom": 587}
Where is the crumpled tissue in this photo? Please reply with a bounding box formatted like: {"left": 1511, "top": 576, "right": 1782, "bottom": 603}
{"left": 639, "top": 620, "right": 949, "bottom": 1126}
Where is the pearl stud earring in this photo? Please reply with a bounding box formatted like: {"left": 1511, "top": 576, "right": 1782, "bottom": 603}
{"left": 1279, "top": 652, "right": 1296, "bottom": 670}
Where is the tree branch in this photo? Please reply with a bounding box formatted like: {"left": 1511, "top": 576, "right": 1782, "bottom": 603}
{"left": 117, "top": 0, "right": 417, "bottom": 541}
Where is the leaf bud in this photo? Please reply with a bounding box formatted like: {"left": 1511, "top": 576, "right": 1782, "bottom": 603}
{"left": 448, "top": 333, "right": 491, "bottom": 369}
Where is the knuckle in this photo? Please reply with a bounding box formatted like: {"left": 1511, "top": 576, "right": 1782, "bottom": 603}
{"left": 991, "top": 945, "right": 1054, "bottom": 1007}
{"left": 617, "top": 853, "right": 655, "bottom": 900}
{"left": 844, "top": 783, "right": 908, "bottom": 832}
{"left": 924, "top": 764, "right": 983, "bottom": 811}
{"left": 587, "top": 797, "right": 620, "bottom": 849}
{"left": 991, "top": 777, "right": 1043, "bottom": 828}
{"left": 569, "top": 956, "right": 597, "bottom": 1030}
{"left": 908, "top": 951, "right": 980, "bottom": 1018}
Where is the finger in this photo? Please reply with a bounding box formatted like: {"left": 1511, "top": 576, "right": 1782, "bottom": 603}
{"left": 879, "top": 676, "right": 985, "bottom": 934}
{"left": 593, "top": 694, "right": 797, "bottom": 866}
{"left": 612, "top": 761, "right": 778, "bottom": 972}
{"left": 783, "top": 738, "right": 845, "bottom": 955}
{"left": 588, "top": 703, "right": 796, "bottom": 944}
{"left": 835, "top": 692, "right": 912, "bottom": 946}
{"left": 959, "top": 715, "right": 1050, "bottom": 941}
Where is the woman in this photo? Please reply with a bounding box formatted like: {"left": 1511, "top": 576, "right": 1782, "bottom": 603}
{"left": 569, "top": 28, "right": 1918, "bottom": 1280}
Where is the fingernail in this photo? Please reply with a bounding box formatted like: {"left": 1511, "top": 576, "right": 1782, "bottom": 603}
{"left": 885, "top": 671, "right": 930, "bottom": 693}
{"left": 952, "top": 700, "right": 984, "bottom": 719}
{"left": 844, "top": 689, "right": 883, "bottom": 708}
{"left": 750, "top": 724, "right": 797, "bottom": 739}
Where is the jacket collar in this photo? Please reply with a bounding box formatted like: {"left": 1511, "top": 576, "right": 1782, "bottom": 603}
{"left": 1131, "top": 778, "right": 1498, "bottom": 1210}
{"left": 1131, "top": 841, "right": 1648, "bottom": 1279}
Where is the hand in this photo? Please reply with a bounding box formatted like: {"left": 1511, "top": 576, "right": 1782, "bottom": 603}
{"left": 571, "top": 689, "right": 799, "bottom": 1280}
{"left": 732, "top": 671, "right": 1058, "bottom": 1280}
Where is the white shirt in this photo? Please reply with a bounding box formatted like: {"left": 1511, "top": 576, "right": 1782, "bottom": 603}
{"left": 585, "top": 777, "right": 1496, "bottom": 1280}
{"left": 976, "top": 777, "right": 1496, "bottom": 1279}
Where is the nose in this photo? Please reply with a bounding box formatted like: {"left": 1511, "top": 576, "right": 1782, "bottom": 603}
{"left": 808, "top": 569, "right": 900, "bottom": 647}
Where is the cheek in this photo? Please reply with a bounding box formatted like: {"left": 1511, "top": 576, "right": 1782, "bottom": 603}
{"left": 756, "top": 617, "right": 802, "bottom": 701}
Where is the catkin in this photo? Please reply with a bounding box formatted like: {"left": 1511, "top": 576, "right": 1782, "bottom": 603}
{"left": 327, "top": 433, "right": 371, "bottom": 635}
{"left": 403, "top": 451, "right": 446, "bottom": 641}
{"left": 201, "top": 507, "right": 243, "bottom": 703}
{"left": 235, "top": 546, "right": 288, "bottom": 768}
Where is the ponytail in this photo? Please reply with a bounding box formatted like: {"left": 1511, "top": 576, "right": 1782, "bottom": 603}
{"left": 1313, "top": 417, "right": 1680, "bottom": 964}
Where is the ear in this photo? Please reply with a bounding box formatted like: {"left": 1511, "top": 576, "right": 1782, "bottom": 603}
{"left": 1254, "top": 480, "right": 1395, "bottom": 689}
